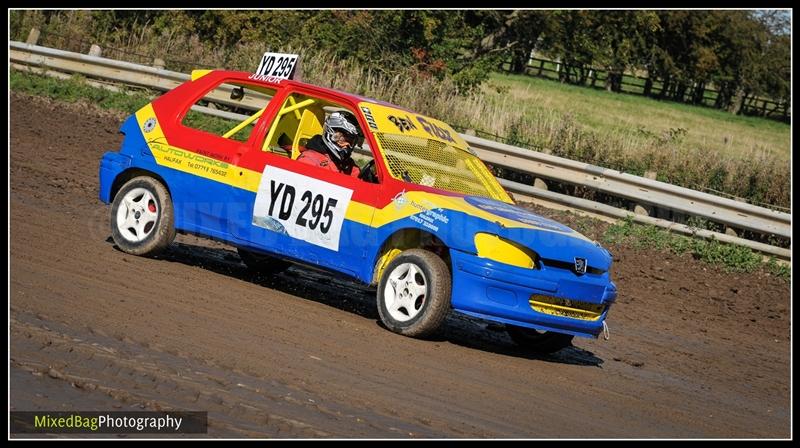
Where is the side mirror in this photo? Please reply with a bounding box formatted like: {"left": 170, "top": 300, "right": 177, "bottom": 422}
{"left": 230, "top": 86, "right": 244, "bottom": 101}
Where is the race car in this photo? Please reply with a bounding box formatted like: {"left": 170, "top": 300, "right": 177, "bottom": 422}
{"left": 98, "top": 68, "right": 617, "bottom": 353}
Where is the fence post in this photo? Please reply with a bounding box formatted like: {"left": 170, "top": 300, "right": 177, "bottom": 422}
{"left": 533, "top": 178, "right": 548, "bottom": 190}
{"left": 152, "top": 58, "right": 165, "bottom": 69}
{"left": 26, "top": 28, "right": 40, "bottom": 45}
{"left": 88, "top": 44, "right": 102, "bottom": 57}
{"left": 723, "top": 195, "right": 749, "bottom": 236}
{"left": 634, "top": 171, "right": 658, "bottom": 216}
{"left": 643, "top": 77, "right": 652, "bottom": 97}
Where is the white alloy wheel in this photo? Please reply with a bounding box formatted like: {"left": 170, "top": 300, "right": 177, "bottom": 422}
{"left": 376, "top": 249, "right": 450, "bottom": 338}
{"left": 110, "top": 176, "right": 175, "bottom": 257}
{"left": 115, "top": 187, "right": 159, "bottom": 242}
{"left": 383, "top": 262, "right": 428, "bottom": 322}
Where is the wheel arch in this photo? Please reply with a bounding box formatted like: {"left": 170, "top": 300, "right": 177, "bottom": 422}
{"left": 370, "top": 227, "right": 451, "bottom": 286}
{"left": 110, "top": 168, "right": 172, "bottom": 203}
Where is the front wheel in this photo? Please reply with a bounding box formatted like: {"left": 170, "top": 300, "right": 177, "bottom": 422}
{"left": 377, "top": 249, "right": 451, "bottom": 338}
{"left": 506, "top": 325, "right": 574, "bottom": 354}
{"left": 110, "top": 176, "right": 175, "bottom": 257}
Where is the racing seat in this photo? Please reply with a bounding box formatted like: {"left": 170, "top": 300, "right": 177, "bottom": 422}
{"left": 264, "top": 111, "right": 300, "bottom": 157}
{"left": 291, "top": 106, "right": 325, "bottom": 160}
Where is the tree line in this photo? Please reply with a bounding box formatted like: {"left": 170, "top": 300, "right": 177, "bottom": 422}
{"left": 506, "top": 10, "right": 790, "bottom": 117}
{"left": 12, "top": 10, "right": 790, "bottom": 115}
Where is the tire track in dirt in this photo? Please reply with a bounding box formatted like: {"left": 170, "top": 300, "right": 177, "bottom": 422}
{"left": 11, "top": 310, "right": 437, "bottom": 437}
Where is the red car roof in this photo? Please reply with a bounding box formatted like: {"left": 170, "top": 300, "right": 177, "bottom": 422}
{"left": 206, "top": 69, "right": 411, "bottom": 112}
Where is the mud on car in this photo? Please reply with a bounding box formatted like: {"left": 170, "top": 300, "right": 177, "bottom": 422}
{"left": 99, "top": 68, "right": 617, "bottom": 354}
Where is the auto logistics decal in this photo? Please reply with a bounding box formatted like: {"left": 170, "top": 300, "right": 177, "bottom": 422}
{"left": 464, "top": 196, "right": 573, "bottom": 233}
{"left": 253, "top": 166, "right": 353, "bottom": 251}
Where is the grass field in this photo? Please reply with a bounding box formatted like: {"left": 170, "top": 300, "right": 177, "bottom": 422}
{"left": 471, "top": 72, "right": 790, "bottom": 208}
{"left": 485, "top": 72, "right": 790, "bottom": 160}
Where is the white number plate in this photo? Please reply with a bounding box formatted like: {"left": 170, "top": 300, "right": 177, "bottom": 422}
{"left": 253, "top": 166, "right": 353, "bottom": 251}
{"left": 255, "top": 52, "right": 299, "bottom": 80}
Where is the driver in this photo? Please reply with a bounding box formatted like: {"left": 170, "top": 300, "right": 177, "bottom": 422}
{"left": 296, "top": 111, "right": 362, "bottom": 178}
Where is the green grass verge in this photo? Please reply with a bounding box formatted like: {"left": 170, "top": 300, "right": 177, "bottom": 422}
{"left": 488, "top": 72, "right": 790, "bottom": 159}
{"left": 602, "top": 216, "right": 790, "bottom": 280}
{"left": 11, "top": 70, "right": 251, "bottom": 142}
{"left": 10, "top": 69, "right": 154, "bottom": 112}
{"left": 481, "top": 72, "right": 790, "bottom": 208}
{"left": 182, "top": 110, "right": 253, "bottom": 142}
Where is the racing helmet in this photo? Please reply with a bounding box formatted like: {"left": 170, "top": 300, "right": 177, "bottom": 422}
{"left": 322, "top": 111, "right": 363, "bottom": 161}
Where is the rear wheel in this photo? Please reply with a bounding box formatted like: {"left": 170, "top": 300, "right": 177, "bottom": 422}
{"left": 377, "top": 249, "right": 450, "bottom": 338}
{"left": 237, "top": 247, "right": 291, "bottom": 275}
{"left": 506, "top": 325, "right": 574, "bottom": 354}
{"left": 110, "top": 176, "right": 175, "bottom": 257}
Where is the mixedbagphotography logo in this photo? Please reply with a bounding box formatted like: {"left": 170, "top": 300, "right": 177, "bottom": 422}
{"left": 10, "top": 411, "right": 207, "bottom": 434}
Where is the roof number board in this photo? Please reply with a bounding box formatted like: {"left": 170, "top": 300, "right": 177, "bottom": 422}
{"left": 255, "top": 52, "right": 299, "bottom": 80}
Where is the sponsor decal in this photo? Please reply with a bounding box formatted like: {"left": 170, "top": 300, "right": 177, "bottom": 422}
{"left": 392, "top": 190, "right": 408, "bottom": 211}
{"left": 143, "top": 117, "right": 157, "bottom": 133}
{"left": 391, "top": 191, "right": 449, "bottom": 232}
{"left": 251, "top": 216, "right": 288, "bottom": 235}
{"left": 149, "top": 142, "right": 230, "bottom": 177}
{"left": 247, "top": 73, "right": 284, "bottom": 84}
{"left": 388, "top": 115, "right": 417, "bottom": 133}
{"left": 416, "top": 116, "right": 455, "bottom": 143}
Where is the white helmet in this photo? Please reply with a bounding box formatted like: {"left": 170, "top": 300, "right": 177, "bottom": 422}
{"left": 322, "top": 111, "right": 362, "bottom": 161}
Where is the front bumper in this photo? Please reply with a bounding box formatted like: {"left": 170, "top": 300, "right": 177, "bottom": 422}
{"left": 450, "top": 249, "right": 617, "bottom": 338}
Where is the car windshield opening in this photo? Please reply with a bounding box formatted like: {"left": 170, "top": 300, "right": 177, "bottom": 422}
{"left": 375, "top": 132, "right": 510, "bottom": 202}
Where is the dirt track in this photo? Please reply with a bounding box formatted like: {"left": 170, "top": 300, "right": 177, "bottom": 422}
{"left": 10, "top": 93, "right": 791, "bottom": 438}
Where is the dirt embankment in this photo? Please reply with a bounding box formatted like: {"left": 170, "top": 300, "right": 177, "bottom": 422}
{"left": 10, "top": 93, "right": 790, "bottom": 438}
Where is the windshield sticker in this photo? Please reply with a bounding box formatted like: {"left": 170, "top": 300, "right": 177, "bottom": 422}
{"left": 420, "top": 174, "right": 436, "bottom": 187}
{"left": 416, "top": 116, "right": 456, "bottom": 144}
{"left": 388, "top": 115, "right": 417, "bottom": 133}
{"left": 464, "top": 196, "right": 573, "bottom": 233}
{"left": 359, "top": 102, "right": 467, "bottom": 149}
{"left": 360, "top": 106, "right": 378, "bottom": 130}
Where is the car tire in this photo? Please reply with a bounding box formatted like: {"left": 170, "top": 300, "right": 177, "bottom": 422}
{"left": 237, "top": 247, "right": 291, "bottom": 275}
{"left": 506, "top": 325, "right": 574, "bottom": 354}
{"left": 377, "top": 248, "right": 451, "bottom": 338}
{"left": 110, "top": 176, "right": 175, "bottom": 257}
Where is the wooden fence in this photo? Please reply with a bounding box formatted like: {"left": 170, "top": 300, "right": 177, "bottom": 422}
{"left": 500, "top": 57, "right": 790, "bottom": 122}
